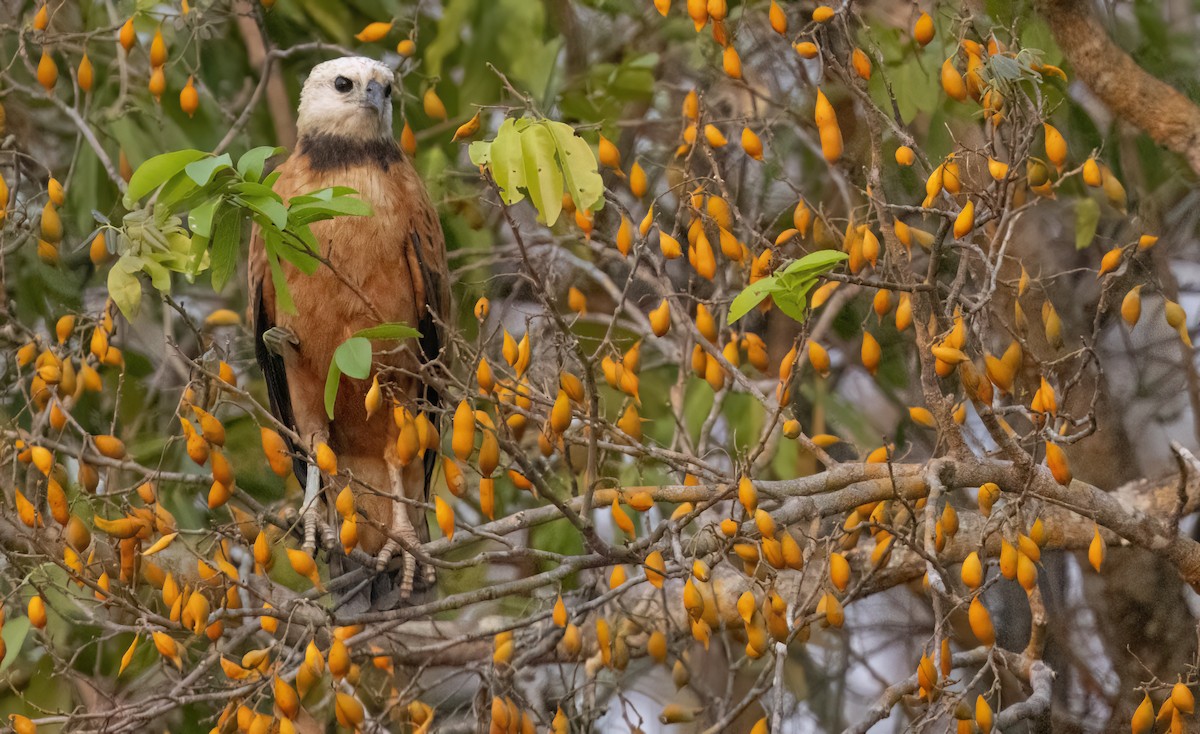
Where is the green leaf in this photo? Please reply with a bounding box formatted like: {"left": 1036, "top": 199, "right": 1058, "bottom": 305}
{"left": 324, "top": 361, "right": 343, "bottom": 420}
{"left": 545, "top": 120, "right": 604, "bottom": 212}
{"left": 0, "top": 617, "right": 30, "bottom": 672}
{"left": 288, "top": 196, "right": 372, "bottom": 225}
{"left": 353, "top": 323, "right": 421, "bottom": 340}
{"left": 728, "top": 275, "right": 779, "bottom": 323}
{"left": 266, "top": 250, "right": 295, "bottom": 315}
{"left": 156, "top": 174, "right": 200, "bottom": 210}
{"left": 1075, "top": 197, "right": 1100, "bottom": 250}
{"left": 143, "top": 257, "right": 173, "bottom": 293}
{"left": 520, "top": 122, "right": 564, "bottom": 225}
{"left": 273, "top": 229, "right": 321, "bottom": 275}
{"left": 729, "top": 251, "right": 844, "bottom": 325}
{"left": 237, "top": 146, "right": 284, "bottom": 183}
{"left": 244, "top": 195, "right": 288, "bottom": 230}
{"left": 125, "top": 149, "right": 208, "bottom": 204}
{"left": 334, "top": 337, "right": 372, "bottom": 379}
{"left": 468, "top": 140, "right": 492, "bottom": 166}
{"left": 188, "top": 196, "right": 222, "bottom": 238}
{"left": 188, "top": 234, "right": 209, "bottom": 273}
{"left": 232, "top": 181, "right": 279, "bottom": 200}
{"left": 184, "top": 154, "right": 232, "bottom": 187}
{"left": 490, "top": 119, "right": 528, "bottom": 206}
{"left": 778, "top": 249, "right": 849, "bottom": 278}
{"left": 210, "top": 206, "right": 244, "bottom": 292}
{"left": 107, "top": 259, "right": 143, "bottom": 319}
{"left": 773, "top": 281, "right": 816, "bottom": 322}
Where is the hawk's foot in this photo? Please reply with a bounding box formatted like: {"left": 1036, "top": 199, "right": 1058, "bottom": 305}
{"left": 262, "top": 326, "right": 299, "bottom": 356}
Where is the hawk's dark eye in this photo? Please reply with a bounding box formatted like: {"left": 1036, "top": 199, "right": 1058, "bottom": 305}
{"left": 334, "top": 76, "right": 353, "bottom": 93}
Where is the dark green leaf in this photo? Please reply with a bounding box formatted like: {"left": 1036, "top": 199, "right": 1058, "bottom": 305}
{"left": 236, "top": 146, "right": 284, "bottom": 183}
{"left": 288, "top": 196, "right": 372, "bottom": 225}
{"left": 353, "top": 323, "right": 421, "bottom": 340}
{"left": 324, "top": 361, "right": 343, "bottom": 420}
{"left": 266, "top": 250, "right": 295, "bottom": 315}
{"left": 274, "top": 230, "right": 321, "bottom": 275}
{"left": 210, "top": 206, "right": 244, "bottom": 292}
{"left": 232, "top": 181, "right": 280, "bottom": 200}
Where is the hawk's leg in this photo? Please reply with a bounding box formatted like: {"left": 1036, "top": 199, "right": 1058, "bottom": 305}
{"left": 261, "top": 326, "right": 334, "bottom": 554}
{"left": 301, "top": 431, "right": 336, "bottom": 555}
{"left": 377, "top": 456, "right": 421, "bottom": 598}
{"left": 300, "top": 463, "right": 327, "bottom": 554}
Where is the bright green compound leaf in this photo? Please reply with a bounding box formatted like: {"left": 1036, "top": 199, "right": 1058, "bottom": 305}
{"left": 473, "top": 117, "right": 604, "bottom": 223}
{"left": 125, "top": 149, "right": 208, "bottom": 204}
{"left": 728, "top": 251, "right": 847, "bottom": 324}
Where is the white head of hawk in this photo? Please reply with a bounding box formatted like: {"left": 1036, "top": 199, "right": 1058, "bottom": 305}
{"left": 297, "top": 56, "right": 395, "bottom": 141}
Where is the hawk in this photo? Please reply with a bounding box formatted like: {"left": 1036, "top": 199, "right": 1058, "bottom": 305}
{"left": 248, "top": 57, "right": 449, "bottom": 610}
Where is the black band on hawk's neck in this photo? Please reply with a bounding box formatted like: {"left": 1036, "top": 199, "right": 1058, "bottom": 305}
{"left": 298, "top": 133, "right": 403, "bottom": 172}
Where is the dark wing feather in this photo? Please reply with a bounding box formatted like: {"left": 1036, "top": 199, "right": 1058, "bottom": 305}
{"left": 410, "top": 227, "right": 450, "bottom": 505}
{"left": 252, "top": 286, "right": 306, "bottom": 481}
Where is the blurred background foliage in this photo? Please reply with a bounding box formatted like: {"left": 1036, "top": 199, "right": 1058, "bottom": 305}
{"left": 3, "top": 0, "right": 1200, "bottom": 730}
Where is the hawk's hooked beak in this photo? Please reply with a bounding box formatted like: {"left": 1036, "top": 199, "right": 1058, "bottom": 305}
{"left": 363, "top": 80, "right": 388, "bottom": 115}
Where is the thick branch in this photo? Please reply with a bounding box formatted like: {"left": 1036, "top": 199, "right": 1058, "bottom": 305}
{"left": 1037, "top": 0, "right": 1200, "bottom": 175}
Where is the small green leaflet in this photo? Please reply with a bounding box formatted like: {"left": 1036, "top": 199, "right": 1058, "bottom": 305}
{"left": 1075, "top": 197, "right": 1100, "bottom": 250}
{"left": 468, "top": 117, "right": 604, "bottom": 226}
{"left": 323, "top": 323, "right": 421, "bottom": 419}
{"left": 728, "top": 250, "right": 848, "bottom": 324}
